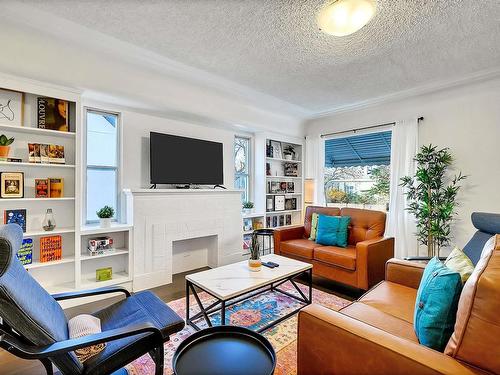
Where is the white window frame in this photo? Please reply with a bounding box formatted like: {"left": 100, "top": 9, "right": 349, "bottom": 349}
{"left": 234, "top": 135, "right": 252, "bottom": 203}
{"left": 83, "top": 107, "right": 121, "bottom": 224}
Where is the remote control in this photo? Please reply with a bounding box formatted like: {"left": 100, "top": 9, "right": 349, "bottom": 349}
{"left": 266, "top": 261, "right": 279, "bottom": 267}
{"left": 262, "top": 262, "right": 277, "bottom": 268}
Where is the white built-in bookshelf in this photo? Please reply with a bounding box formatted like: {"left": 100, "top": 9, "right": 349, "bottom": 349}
{"left": 0, "top": 74, "right": 132, "bottom": 307}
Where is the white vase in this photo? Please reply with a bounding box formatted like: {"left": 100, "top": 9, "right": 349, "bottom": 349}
{"left": 284, "top": 154, "right": 293, "bottom": 160}
{"left": 100, "top": 218, "right": 111, "bottom": 228}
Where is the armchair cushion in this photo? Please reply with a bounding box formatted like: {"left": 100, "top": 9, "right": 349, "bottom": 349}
{"left": 84, "top": 290, "right": 184, "bottom": 375}
{"left": 314, "top": 246, "right": 356, "bottom": 271}
{"left": 280, "top": 239, "right": 316, "bottom": 259}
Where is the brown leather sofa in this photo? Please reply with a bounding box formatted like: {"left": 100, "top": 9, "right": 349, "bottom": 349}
{"left": 274, "top": 206, "right": 394, "bottom": 290}
{"left": 297, "top": 235, "right": 500, "bottom": 375}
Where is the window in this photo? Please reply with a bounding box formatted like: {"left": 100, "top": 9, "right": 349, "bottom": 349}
{"left": 234, "top": 136, "right": 251, "bottom": 203}
{"left": 85, "top": 109, "right": 120, "bottom": 222}
{"left": 323, "top": 130, "right": 391, "bottom": 212}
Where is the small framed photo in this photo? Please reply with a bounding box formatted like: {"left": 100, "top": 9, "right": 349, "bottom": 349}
{"left": 274, "top": 195, "right": 285, "bottom": 211}
{"left": 270, "top": 140, "right": 282, "bottom": 159}
{"left": 0, "top": 88, "right": 24, "bottom": 127}
{"left": 1, "top": 172, "right": 24, "bottom": 198}
{"left": 269, "top": 181, "right": 280, "bottom": 194}
{"left": 279, "top": 182, "right": 287, "bottom": 193}
{"left": 266, "top": 197, "right": 274, "bottom": 212}
{"left": 286, "top": 181, "right": 295, "bottom": 193}
{"left": 285, "top": 197, "right": 297, "bottom": 210}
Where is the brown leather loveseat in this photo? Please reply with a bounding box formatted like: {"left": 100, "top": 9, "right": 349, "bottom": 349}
{"left": 297, "top": 235, "right": 500, "bottom": 375}
{"left": 274, "top": 206, "right": 394, "bottom": 290}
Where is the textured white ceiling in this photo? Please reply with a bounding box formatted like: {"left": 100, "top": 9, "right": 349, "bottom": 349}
{"left": 16, "top": 0, "right": 500, "bottom": 113}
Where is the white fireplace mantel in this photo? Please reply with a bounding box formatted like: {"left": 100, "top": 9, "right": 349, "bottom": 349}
{"left": 128, "top": 188, "right": 244, "bottom": 291}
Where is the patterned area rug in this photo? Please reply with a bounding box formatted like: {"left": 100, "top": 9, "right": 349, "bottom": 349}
{"left": 126, "top": 282, "right": 350, "bottom": 375}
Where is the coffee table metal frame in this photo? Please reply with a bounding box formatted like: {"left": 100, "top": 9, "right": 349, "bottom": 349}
{"left": 185, "top": 267, "right": 313, "bottom": 333}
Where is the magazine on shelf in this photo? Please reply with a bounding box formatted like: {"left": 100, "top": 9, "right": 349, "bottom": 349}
{"left": 4, "top": 209, "right": 27, "bottom": 232}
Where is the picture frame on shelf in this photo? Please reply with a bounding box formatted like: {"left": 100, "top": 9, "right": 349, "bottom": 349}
{"left": 243, "top": 218, "right": 253, "bottom": 231}
{"left": 286, "top": 182, "right": 295, "bottom": 193}
{"left": 37, "top": 97, "right": 69, "bottom": 132}
{"left": 0, "top": 171, "right": 24, "bottom": 198}
{"left": 274, "top": 195, "right": 285, "bottom": 211}
{"left": 4, "top": 209, "right": 27, "bottom": 232}
{"left": 270, "top": 140, "right": 282, "bottom": 159}
{"left": 269, "top": 181, "right": 280, "bottom": 194}
{"left": 0, "top": 88, "right": 24, "bottom": 127}
{"left": 284, "top": 162, "right": 298, "bottom": 177}
{"left": 285, "top": 197, "right": 297, "bottom": 210}
{"left": 279, "top": 182, "right": 287, "bottom": 193}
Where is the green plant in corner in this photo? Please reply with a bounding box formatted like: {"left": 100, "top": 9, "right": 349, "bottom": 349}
{"left": 250, "top": 232, "right": 260, "bottom": 261}
{"left": 242, "top": 201, "right": 254, "bottom": 209}
{"left": 96, "top": 205, "right": 115, "bottom": 219}
{"left": 401, "top": 144, "right": 466, "bottom": 257}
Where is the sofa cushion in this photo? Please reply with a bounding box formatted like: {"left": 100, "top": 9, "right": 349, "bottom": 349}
{"left": 341, "top": 302, "right": 418, "bottom": 342}
{"left": 314, "top": 246, "right": 356, "bottom": 271}
{"left": 304, "top": 206, "right": 340, "bottom": 238}
{"left": 445, "top": 235, "right": 500, "bottom": 374}
{"left": 444, "top": 247, "right": 474, "bottom": 283}
{"left": 316, "top": 215, "right": 340, "bottom": 246}
{"left": 308, "top": 213, "right": 319, "bottom": 241}
{"left": 359, "top": 281, "right": 417, "bottom": 324}
{"left": 280, "top": 239, "right": 317, "bottom": 259}
{"left": 341, "top": 207, "right": 386, "bottom": 245}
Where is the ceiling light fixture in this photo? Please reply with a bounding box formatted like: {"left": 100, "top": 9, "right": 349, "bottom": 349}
{"left": 317, "top": 0, "right": 376, "bottom": 36}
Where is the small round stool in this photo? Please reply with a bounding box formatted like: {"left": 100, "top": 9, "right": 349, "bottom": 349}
{"left": 253, "top": 228, "right": 275, "bottom": 255}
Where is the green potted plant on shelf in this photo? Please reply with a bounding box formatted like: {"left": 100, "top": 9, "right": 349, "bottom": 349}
{"left": 248, "top": 232, "right": 261, "bottom": 272}
{"left": 242, "top": 201, "right": 254, "bottom": 214}
{"left": 401, "top": 144, "right": 467, "bottom": 258}
{"left": 0, "top": 134, "right": 14, "bottom": 160}
{"left": 96, "top": 205, "right": 115, "bottom": 228}
{"left": 283, "top": 145, "right": 296, "bottom": 161}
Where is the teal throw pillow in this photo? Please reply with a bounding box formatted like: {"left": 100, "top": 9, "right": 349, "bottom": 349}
{"left": 414, "top": 257, "right": 463, "bottom": 351}
{"left": 335, "top": 216, "right": 351, "bottom": 248}
{"left": 315, "top": 215, "right": 340, "bottom": 246}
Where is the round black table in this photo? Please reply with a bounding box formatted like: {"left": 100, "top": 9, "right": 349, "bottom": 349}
{"left": 253, "top": 228, "right": 275, "bottom": 255}
{"left": 173, "top": 326, "right": 276, "bottom": 375}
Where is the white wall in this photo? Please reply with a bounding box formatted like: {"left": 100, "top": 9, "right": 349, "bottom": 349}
{"left": 305, "top": 78, "right": 500, "bottom": 253}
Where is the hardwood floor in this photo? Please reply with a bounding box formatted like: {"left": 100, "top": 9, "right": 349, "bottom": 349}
{"left": 0, "top": 268, "right": 358, "bottom": 375}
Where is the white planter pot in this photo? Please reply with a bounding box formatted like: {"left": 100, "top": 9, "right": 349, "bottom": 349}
{"left": 284, "top": 154, "right": 293, "bottom": 160}
{"left": 99, "top": 218, "right": 111, "bottom": 228}
{"left": 243, "top": 208, "right": 254, "bottom": 214}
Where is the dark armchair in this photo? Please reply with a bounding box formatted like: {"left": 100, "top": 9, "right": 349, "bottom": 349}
{"left": 0, "top": 224, "right": 185, "bottom": 375}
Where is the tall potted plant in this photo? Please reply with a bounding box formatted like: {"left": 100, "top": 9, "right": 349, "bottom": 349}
{"left": 401, "top": 145, "right": 466, "bottom": 257}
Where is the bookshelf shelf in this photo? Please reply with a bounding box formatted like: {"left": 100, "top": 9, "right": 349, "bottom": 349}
{"left": 0, "top": 161, "right": 75, "bottom": 168}
{"left": 266, "top": 175, "right": 302, "bottom": 180}
{"left": 24, "top": 227, "right": 75, "bottom": 237}
{"left": 81, "top": 272, "right": 131, "bottom": 289}
{"left": 266, "top": 209, "right": 302, "bottom": 215}
{"left": 0, "top": 123, "right": 76, "bottom": 138}
{"left": 25, "top": 257, "right": 75, "bottom": 270}
{"left": 81, "top": 223, "right": 133, "bottom": 236}
{"left": 1, "top": 197, "right": 75, "bottom": 202}
{"left": 266, "top": 157, "right": 302, "bottom": 163}
{"left": 81, "top": 248, "right": 129, "bottom": 261}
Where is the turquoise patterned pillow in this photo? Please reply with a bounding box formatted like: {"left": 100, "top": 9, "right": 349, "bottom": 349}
{"left": 414, "top": 257, "right": 463, "bottom": 351}
{"left": 315, "top": 215, "right": 350, "bottom": 247}
{"left": 336, "top": 216, "right": 350, "bottom": 248}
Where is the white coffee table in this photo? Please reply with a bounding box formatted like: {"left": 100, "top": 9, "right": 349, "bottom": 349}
{"left": 185, "top": 254, "right": 313, "bottom": 332}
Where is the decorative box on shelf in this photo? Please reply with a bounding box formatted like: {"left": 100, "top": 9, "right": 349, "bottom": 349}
{"left": 40, "top": 235, "right": 62, "bottom": 262}
{"left": 87, "top": 236, "right": 115, "bottom": 257}
{"left": 96, "top": 267, "right": 113, "bottom": 282}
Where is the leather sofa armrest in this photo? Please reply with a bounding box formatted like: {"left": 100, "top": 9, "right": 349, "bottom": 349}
{"left": 356, "top": 237, "right": 395, "bottom": 290}
{"left": 385, "top": 258, "right": 426, "bottom": 289}
{"left": 273, "top": 226, "right": 305, "bottom": 255}
{"left": 297, "top": 304, "right": 475, "bottom": 375}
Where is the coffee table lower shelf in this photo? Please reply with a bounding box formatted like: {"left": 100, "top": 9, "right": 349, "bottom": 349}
{"left": 185, "top": 268, "right": 312, "bottom": 333}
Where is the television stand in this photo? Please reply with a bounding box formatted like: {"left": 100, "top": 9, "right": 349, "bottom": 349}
{"left": 214, "top": 184, "right": 227, "bottom": 190}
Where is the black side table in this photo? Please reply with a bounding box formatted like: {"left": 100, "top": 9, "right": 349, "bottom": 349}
{"left": 173, "top": 326, "right": 276, "bottom": 375}
{"left": 253, "top": 228, "right": 275, "bottom": 255}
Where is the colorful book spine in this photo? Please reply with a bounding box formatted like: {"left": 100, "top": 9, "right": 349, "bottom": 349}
{"left": 17, "top": 238, "right": 33, "bottom": 265}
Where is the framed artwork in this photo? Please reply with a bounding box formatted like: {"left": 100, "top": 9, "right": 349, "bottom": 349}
{"left": 1, "top": 172, "right": 24, "bottom": 198}
{"left": 269, "top": 181, "right": 280, "bottom": 193}
{"left": 279, "top": 182, "right": 287, "bottom": 193}
{"left": 0, "top": 89, "right": 24, "bottom": 127}
{"left": 286, "top": 181, "right": 295, "bottom": 193}
{"left": 270, "top": 140, "right": 282, "bottom": 159}
{"left": 274, "top": 195, "right": 285, "bottom": 211}
{"left": 284, "top": 162, "right": 298, "bottom": 177}
{"left": 285, "top": 197, "right": 297, "bottom": 210}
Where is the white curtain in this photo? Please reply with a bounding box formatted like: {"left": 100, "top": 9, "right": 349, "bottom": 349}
{"left": 386, "top": 119, "right": 419, "bottom": 258}
{"left": 305, "top": 135, "right": 324, "bottom": 205}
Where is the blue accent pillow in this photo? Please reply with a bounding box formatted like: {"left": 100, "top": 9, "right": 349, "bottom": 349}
{"left": 315, "top": 215, "right": 340, "bottom": 246}
{"left": 336, "top": 216, "right": 351, "bottom": 248}
{"left": 414, "top": 257, "right": 463, "bottom": 351}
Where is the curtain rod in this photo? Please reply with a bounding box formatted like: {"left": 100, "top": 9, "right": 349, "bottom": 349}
{"left": 320, "top": 116, "right": 424, "bottom": 138}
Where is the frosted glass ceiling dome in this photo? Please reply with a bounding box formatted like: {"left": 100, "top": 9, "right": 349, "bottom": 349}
{"left": 318, "top": 0, "right": 377, "bottom": 36}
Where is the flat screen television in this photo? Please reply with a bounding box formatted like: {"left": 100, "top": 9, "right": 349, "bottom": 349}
{"left": 150, "top": 132, "right": 224, "bottom": 185}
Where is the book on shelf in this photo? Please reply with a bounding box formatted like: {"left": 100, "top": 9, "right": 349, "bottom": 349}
{"left": 4, "top": 209, "right": 27, "bottom": 232}
{"left": 49, "top": 178, "right": 64, "bottom": 198}
{"left": 286, "top": 214, "right": 292, "bottom": 226}
{"left": 40, "top": 235, "right": 62, "bottom": 263}
{"left": 27, "top": 143, "right": 65, "bottom": 164}
{"left": 35, "top": 178, "right": 50, "bottom": 198}
{"left": 48, "top": 145, "right": 65, "bottom": 164}
{"left": 37, "top": 97, "right": 69, "bottom": 132}
{"left": 40, "top": 144, "right": 50, "bottom": 164}
{"left": 17, "top": 238, "right": 33, "bottom": 265}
